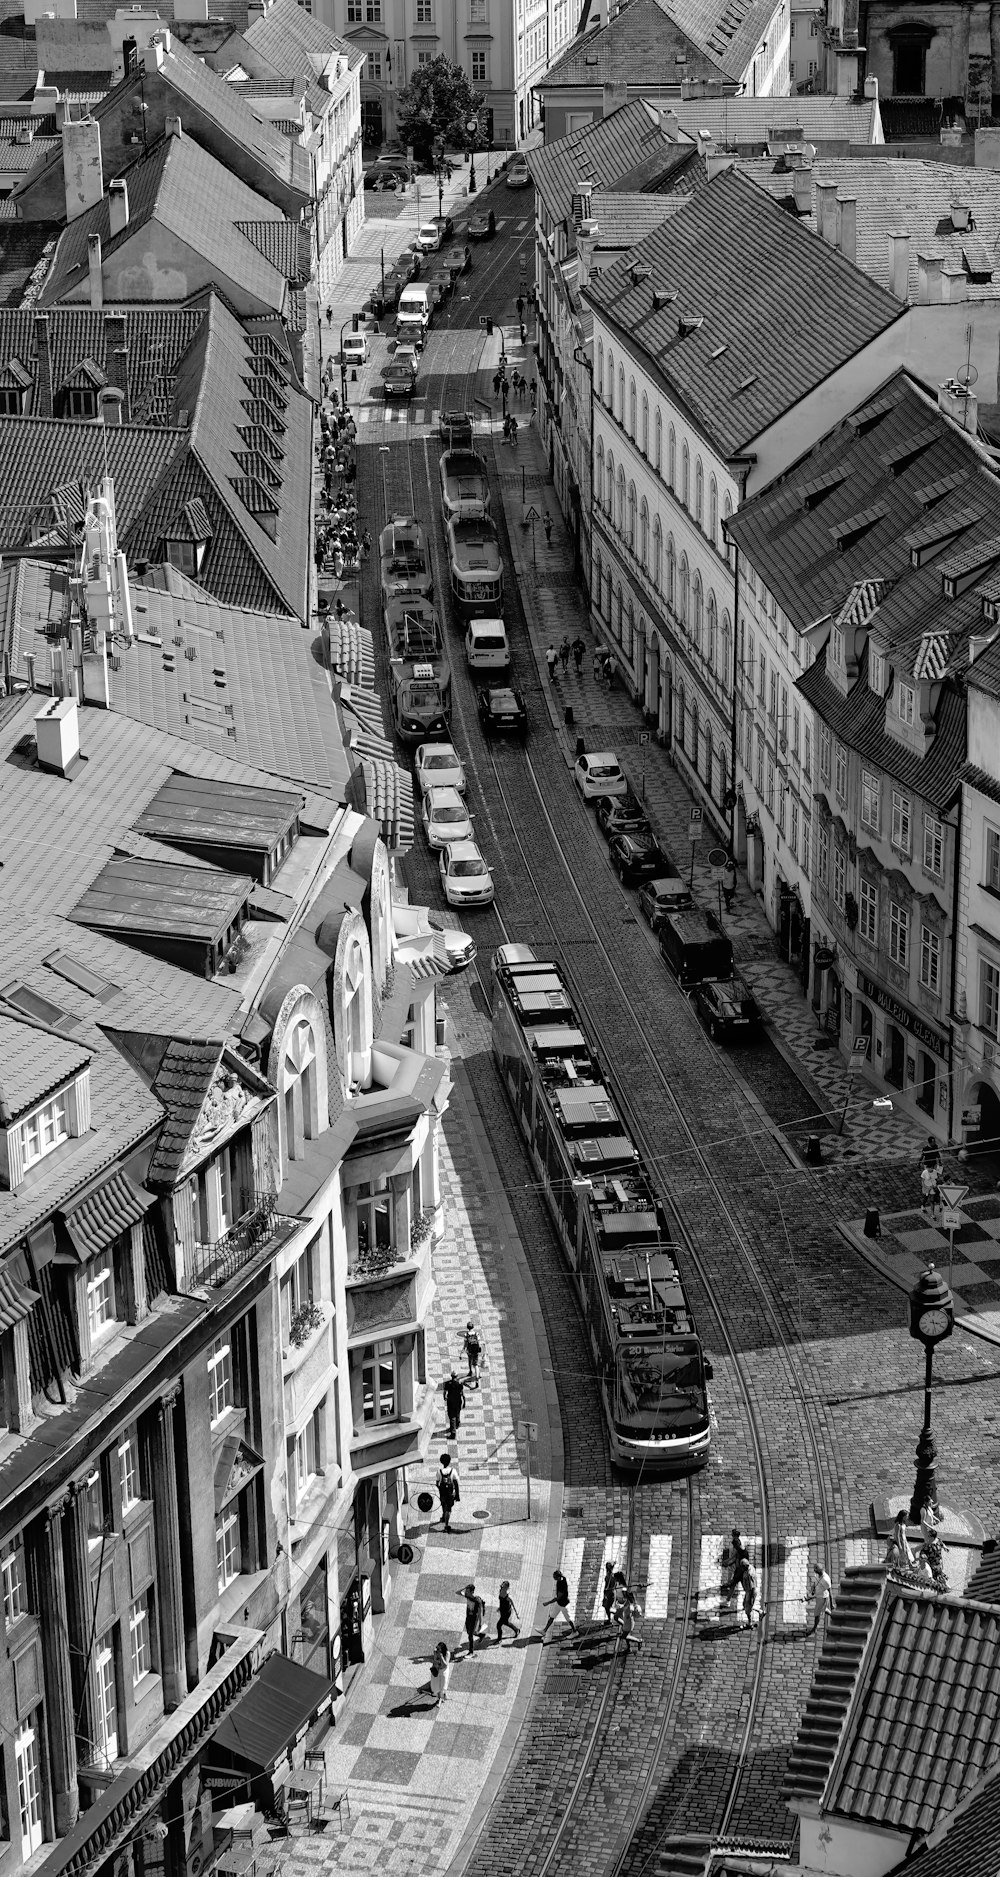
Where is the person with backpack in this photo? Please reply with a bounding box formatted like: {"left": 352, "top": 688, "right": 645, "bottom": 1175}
{"left": 496, "top": 1580, "right": 521, "bottom": 1642}
{"left": 443, "top": 1370, "right": 466, "bottom": 1439}
{"left": 458, "top": 1582, "right": 487, "bottom": 1656}
{"left": 462, "top": 1321, "right": 482, "bottom": 1387}
{"left": 541, "top": 1567, "right": 579, "bottom": 1642}
{"left": 436, "top": 1452, "right": 460, "bottom": 1532}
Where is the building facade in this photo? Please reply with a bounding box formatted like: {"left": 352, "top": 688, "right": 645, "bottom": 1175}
{"left": 953, "top": 640, "right": 1000, "bottom": 1154}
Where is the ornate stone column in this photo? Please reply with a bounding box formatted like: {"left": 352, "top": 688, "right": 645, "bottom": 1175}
{"left": 35, "top": 1500, "right": 78, "bottom": 1833}
{"left": 146, "top": 1385, "right": 186, "bottom": 1710}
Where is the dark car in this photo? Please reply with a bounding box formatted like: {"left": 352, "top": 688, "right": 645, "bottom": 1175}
{"left": 609, "top": 832, "right": 670, "bottom": 886}
{"left": 370, "top": 276, "right": 401, "bottom": 315}
{"left": 442, "top": 244, "right": 472, "bottom": 278}
{"left": 694, "top": 975, "right": 763, "bottom": 1042}
{"left": 595, "top": 791, "right": 652, "bottom": 840}
{"left": 383, "top": 363, "right": 417, "bottom": 399}
{"left": 468, "top": 212, "right": 493, "bottom": 240}
{"left": 477, "top": 686, "right": 528, "bottom": 737}
{"left": 365, "top": 156, "right": 414, "bottom": 187}
{"left": 432, "top": 212, "right": 455, "bottom": 240}
{"left": 637, "top": 874, "right": 694, "bottom": 931}
{"left": 440, "top": 408, "right": 473, "bottom": 447}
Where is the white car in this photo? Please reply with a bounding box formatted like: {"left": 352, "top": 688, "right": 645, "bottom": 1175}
{"left": 422, "top": 785, "right": 473, "bottom": 849}
{"left": 417, "top": 221, "right": 443, "bottom": 251}
{"left": 394, "top": 342, "right": 421, "bottom": 377}
{"left": 574, "top": 750, "right": 628, "bottom": 801}
{"left": 506, "top": 153, "right": 531, "bottom": 190}
{"left": 439, "top": 839, "right": 494, "bottom": 907}
{"left": 342, "top": 332, "right": 369, "bottom": 366}
{"left": 415, "top": 742, "right": 466, "bottom": 797}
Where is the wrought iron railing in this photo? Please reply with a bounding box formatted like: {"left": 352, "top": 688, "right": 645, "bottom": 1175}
{"left": 189, "top": 1192, "right": 284, "bottom": 1288}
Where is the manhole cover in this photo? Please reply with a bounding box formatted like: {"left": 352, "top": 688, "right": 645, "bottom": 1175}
{"left": 473, "top": 1509, "right": 490, "bottom": 1521}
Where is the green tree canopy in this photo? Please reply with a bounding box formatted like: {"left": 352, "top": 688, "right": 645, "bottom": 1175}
{"left": 394, "top": 56, "right": 485, "bottom": 165}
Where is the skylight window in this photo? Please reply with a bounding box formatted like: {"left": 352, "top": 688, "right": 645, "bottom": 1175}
{"left": 1, "top": 981, "right": 81, "bottom": 1033}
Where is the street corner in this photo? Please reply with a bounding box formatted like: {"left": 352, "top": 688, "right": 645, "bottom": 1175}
{"left": 840, "top": 1195, "right": 1000, "bottom": 1345}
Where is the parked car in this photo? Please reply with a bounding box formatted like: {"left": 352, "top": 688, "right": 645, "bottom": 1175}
{"left": 370, "top": 277, "right": 400, "bottom": 315}
{"left": 694, "top": 975, "right": 763, "bottom": 1042}
{"left": 609, "top": 832, "right": 670, "bottom": 887}
{"left": 442, "top": 244, "right": 472, "bottom": 278}
{"left": 506, "top": 153, "right": 531, "bottom": 189}
{"left": 431, "top": 212, "right": 455, "bottom": 240}
{"left": 595, "top": 791, "right": 651, "bottom": 840}
{"left": 383, "top": 363, "right": 416, "bottom": 398}
{"left": 574, "top": 750, "right": 627, "bottom": 800}
{"left": 468, "top": 212, "right": 494, "bottom": 239}
{"left": 393, "top": 342, "right": 420, "bottom": 377}
{"left": 365, "top": 156, "right": 414, "bottom": 187}
{"left": 637, "top": 875, "right": 694, "bottom": 932}
{"left": 426, "top": 268, "right": 453, "bottom": 305}
{"left": 422, "top": 785, "right": 474, "bottom": 849}
{"left": 415, "top": 741, "right": 466, "bottom": 797}
{"left": 477, "top": 686, "right": 528, "bottom": 737}
{"left": 417, "top": 221, "right": 443, "bottom": 252}
{"left": 435, "top": 922, "right": 477, "bottom": 973}
{"left": 658, "top": 908, "right": 734, "bottom": 989}
{"left": 341, "top": 332, "right": 369, "bottom": 367}
{"left": 439, "top": 839, "right": 495, "bottom": 907}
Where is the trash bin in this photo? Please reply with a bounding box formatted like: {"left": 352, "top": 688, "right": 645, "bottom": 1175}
{"left": 575, "top": 735, "right": 586, "bottom": 759}
{"left": 564, "top": 706, "right": 574, "bottom": 727}
{"left": 805, "top": 1134, "right": 822, "bottom": 1165}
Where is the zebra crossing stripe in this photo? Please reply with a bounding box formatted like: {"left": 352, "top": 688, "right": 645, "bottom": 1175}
{"left": 644, "top": 1534, "right": 672, "bottom": 1618}
{"left": 560, "top": 1536, "right": 586, "bottom": 1617}
{"left": 782, "top": 1536, "right": 809, "bottom": 1627}
{"left": 698, "top": 1534, "right": 726, "bottom": 1621}
{"left": 590, "top": 1535, "right": 626, "bottom": 1621}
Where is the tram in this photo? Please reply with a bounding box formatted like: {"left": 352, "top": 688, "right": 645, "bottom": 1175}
{"left": 384, "top": 597, "right": 451, "bottom": 743}
{"left": 379, "top": 514, "right": 433, "bottom": 610}
{"left": 492, "top": 945, "right": 712, "bottom": 1470}
{"left": 439, "top": 447, "right": 491, "bottom": 527}
{"left": 446, "top": 516, "right": 504, "bottom": 617}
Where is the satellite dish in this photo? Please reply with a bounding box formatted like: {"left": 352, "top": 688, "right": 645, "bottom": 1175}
{"left": 956, "top": 363, "right": 979, "bottom": 389}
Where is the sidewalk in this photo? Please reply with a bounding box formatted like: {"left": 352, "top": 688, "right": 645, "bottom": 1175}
{"left": 840, "top": 1194, "right": 1000, "bottom": 1346}
{"left": 306, "top": 1021, "right": 563, "bottom": 1875}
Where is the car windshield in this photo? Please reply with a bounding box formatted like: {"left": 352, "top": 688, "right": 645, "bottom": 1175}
{"left": 408, "top": 684, "right": 441, "bottom": 708}
{"left": 426, "top": 753, "right": 455, "bottom": 770}
{"left": 453, "top": 858, "right": 487, "bottom": 877}
{"left": 434, "top": 806, "right": 466, "bottom": 824}
{"left": 618, "top": 1343, "right": 704, "bottom": 1424}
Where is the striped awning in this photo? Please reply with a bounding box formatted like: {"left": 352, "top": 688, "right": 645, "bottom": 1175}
{"left": 60, "top": 1170, "right": 154, "bottom": 1262}
{"left": 0, "top": 1256, "right": 39, "bottom": 1329}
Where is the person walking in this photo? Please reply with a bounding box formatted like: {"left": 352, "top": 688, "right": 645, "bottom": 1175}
{"left": 509, "top": 414, "right": 519, "bottom": 448}
{"left": 496, "top": 1580, "right": 521, "bottom": 1643}
{"left": 458, "top": 1583, "right": 487, "bottom": 1656}
{"left": 502, "top": 413, "right": 512, "bottom": 444}
{"left": 919, "top": 1136, "right": 943, "bottom": 1217}
{"left": 543, "top": 513, "right": 553, "bottom": 547}
{"left": 462, "top": 1320, "right": 482, "bottom": 1387}
{"left": 806, "top": 1563, "right": 834, "bottom": 1634}
{"left": 559, "top": 636, "right": 571, "bottom": 674}
{"left": 886, "top": 1509, "right": 915, "bottom": 1570}
{"left": 493, "top": 369, "right": 502, "bottom": 398}
{"left": 736, "top": 1556, "right": 759, "bottom": 1630}
{"left": 593, "top": 649, "right": 603, "bottom": 683}
{"left": 547, "top": 644, "right": 559, "bottom": 681}
{"left": 727, "top": 1529, "right": 750, "bottom": 1602}
{"left": 614, "top": 1588, "right": 643, "bottom": 1653}
{"left": 516, "top": 293, "right": 525, "bottom": 320}
{"left": 572, "top": 635, "right": 585, "bottom": 673}
{"left": 530, "top": 380, "right": 537, "bottom": 414}
{"left": 541, "top": 1568, "right": 579, "bottom": 1642}
{"left": 722, "top": 858, "right": 737, "bottom": 913}
{"left": 436, "top": 1452, "right": 460, "bottom": 1532}
{"left": 601, "top": 1561, "right": 617, "bottom": 1625}
{"left": 443, "top": 1370, "right": 466, "bottom": 1439}
{"left": 429, "top": 1641, "right": 451, "bottom": 1704}
{"left": 603, "top": 652, "right": 615, "bottom": 689}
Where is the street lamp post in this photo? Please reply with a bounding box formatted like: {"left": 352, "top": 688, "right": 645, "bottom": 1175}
{"left": 467, "top": 116, "right": 479, "bottom": 193}
{"left": 907, "top": 1263, "right": 954, "bottom": 1524}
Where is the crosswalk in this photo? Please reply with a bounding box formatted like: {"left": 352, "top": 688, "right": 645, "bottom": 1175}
{"left": 554, "top": 1531, "right": 882, "bottom": 1630}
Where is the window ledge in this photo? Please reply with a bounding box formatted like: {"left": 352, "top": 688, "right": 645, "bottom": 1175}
{"left": 282, "top": 1301, "right": 334, "bottom": 1376}
{"left": 217, "top": 1568, "right": 270, "bottom": 1623}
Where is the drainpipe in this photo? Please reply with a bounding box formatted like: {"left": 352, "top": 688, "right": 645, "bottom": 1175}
{"left": 948, "top": 787, "right": 963, "bottom": 1144}
{"left": 730, "top": 541, "right": 740, "bottom": 860}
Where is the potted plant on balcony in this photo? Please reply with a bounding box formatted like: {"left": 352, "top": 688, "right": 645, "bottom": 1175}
{"left": 410, "top": 1209, "right": 433, "bottom": 1253}
{"left": 289, "top": 1301, "right": 323, "bottom": 1348}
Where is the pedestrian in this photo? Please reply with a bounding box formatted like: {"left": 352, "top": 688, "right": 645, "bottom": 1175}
{"left": 516, "top": 293, "right": 525, "bottom": 319}
{"left": 886, "top": 1509, "right": 915, "bottom": 1570}
{"left": 807, "top": 1563, "right": 834, "bottom": 1634}
{"left": 510, "top": 367, "right": 521, "bottom": 394}
{"left": 543, "top": 513, "right": 553, "bottom": 547}
{"left": 493, "top": 370, "right": 502, "bottom": 398}
{"left": 603, "top": 652, "right": 615, "bottom": 689}
{"left": 722, "top": 857, "right": 737, "bottom": 913}
{"left": 737, "top": 1557, "right": 759, "bottom": 1629}
{"left": 541, "top": 1568, "right": 579, "bottom": 1642}
{"left": 462, "top": 1320, "right": 482, "bottom": 1387}
{"left": 496, "top": 1580, "right": 521, "bottom": 1642}
{"left": 614, "top": 1587, "right": 643, "bottom": 1652}
{"left": 443, "top": 1370, "right": 466, "bottom": 1439}
{"left": 325, "top": 306, "right": 333, "bottom": 326}
{"left": 509, "top": 415, "right": 519, "bottom": 448}
{"left": 727, "top": 1529, "right": 750, "bottom": 1600}
{"left": 547, "top": 644, "right": 558, "bottom": 681}
{"left": 458, "top": 1582, "right": 487, "bottom": 1656}
{"left": 602, "top": 1561, "right": 616, "bottom": 1624}
{"left": 559, "top": 636, "right": 571, "bottom": 673}
{"left": 593, "top": 649, "right": 603, "bottom": 683}
{"left": 436, "top": 1452, "right": 460, "bottom": 1532}
{"left": 429, "top": 1640, "right": 451, "bottom": 1704}
{"left": 501, "top": 374, "right": 509, "bottom": 402}
{"left": 920, "top": 1162, "right": 941, "bottom": 1218}
{"left": 572, "top": 635, "right": 585, "bottom": 673}
{"left": 502, "top": 413, "right": 512, "bottom": 443}
{"left": 520, "top": 320, "right": 527, "bottom": 344}
{"left": 530, "top": 380, "right": 537, "bottom": 413}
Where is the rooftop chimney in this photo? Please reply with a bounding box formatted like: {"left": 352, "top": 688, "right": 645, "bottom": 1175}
{"left": 165, "top": 113, "right": 182, "bottom": 138}
{"left": 577, "top": 218, "right": 599, "bottom": 288}
{"left": 109, "top": 341, "right": 130, "bottom": 419}
{"left": 87, "top": 232, "right": 103, "bottom": 309}
{"left": 917, "top": 251, "right": 944, "bottom": 303}
{"left": 144, "top": 29, "right": 170, "bottom": 71}
{"left": 108, "top": 176, "right": 129, "bottom": 235}
{"left": 34, "top": 696, "right": 80, "bottom": 777}
{"left": 836, "top": 194, "right": 857, "bottom": 264}
{"left": 938, "top": 379, "right": 978, "bottom": 435}
{"left": 941, "top": 260, "right": 968, "bottom": 303}
{"left": 575, "top": 177, "right": 594, "bottom": 223}
{"left": 658, "top": 108, "right": 679, "bottom": 139}
{"left": 695, "top": 128, "right": 715, "bottom": 157}
{"left": 887, "top": 229, "right": 910, "bottom": 301}
{"left": 601, "top": 81, "right": 627, "bottom": 117}
{"left": 790, "top": 153, "right": 813, "bottom": 215}
{"left": 864, "top": 74, "right": 879, "bottom": 100}
{"left": 815, "top": 179, "right": 838, "bottom": 243}
{"left": 62, "top": 114, "right": 103, "bottom": 223}
{"left": 34, "top": 310, "right": 53, "bottom": 418}
{"left": 99, "top": 386, "right": 124, "bottom": 426}
{"left": 705, "top": 151, "right": 734, "bottom": 182}
{"left": 950, "top": 200, "right": 971, "bottom": 230}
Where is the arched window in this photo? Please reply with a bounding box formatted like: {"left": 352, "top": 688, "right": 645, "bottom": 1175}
{"left": 709, "top": 475, "right": 718, "bottom": 546}
{"left": 617, "top": 465, "right": 626, "bottom": 533}
{"left": 679, "top": 553, "right": 690, "bottom": 626}
{"left": 627, "top": 480, "right": 636, "bottom": 549}
{"left": 693, "top": 572, "right": 703, "bottom": 650}
{"left": 676, "top": 679, "right": 686, "bottom": 752}
{"left": 639, "top": 497, "right": 649, "bottom": 569}
{"left": 691, "top": 699, "right": 699, "bottom": 772}
{"left": 596, "top": 437, "right": 605, "bottom": 511}
{"left": 652, "top": 516, "right": 662, "bottom": 588}
{"left": 282, "top": 1016, "right": 317, "bottom": 1161}
{"left": 615, "top": 582, "right": 624, "bottom": 642}
{"left": 723, "top": 493, "right": 734, "bottom": 566}
{"left": 695, "top": 459, "right": 704, "bottom": 528}
{"left": 629, "top": 378, "right": 636, "bottom": 438}
{"left": 618, "top": 365, "right": 625, "bottom": 422}
{"left": 704, "top": 719, "right": 714, "bottom": 791}
{"left": 624, "top": 600, "right": 634, "bottom": 662}
{"left": 596, "top": 340, "right": 604, "bottom": 400}
{"left": 707, "top": 590, "right": 717, "bottom": 670}
{"left": 606, "top": 450, "right": 615, "bottom": 514}
{"left": 682, "top": 442, "right": 690, "bottom": 509}
{"left": 607, "top": 349, "right": 614, "bottom": 410}
{"left": 722, "top": 611, "right": 733, "bottom": 691}
{"left": 642, "top": 392, "right": 649, "bottom": 457}
{"left": 666, "top": 534, "right": 675, "bottom": 608}
{"left": 719, "top": 747, "right": 728, "bottom": 809}
{"left": 655, "top": 409, "right": 662, "bottom": 473}
{"left": 668, "top": 424, "right": 676, "bottom": 489}
{"left": 605, "top": 562, "right": 612, "bottom": 620}
{"left": 593, "top": 546, "right": 603, "bottom": 612}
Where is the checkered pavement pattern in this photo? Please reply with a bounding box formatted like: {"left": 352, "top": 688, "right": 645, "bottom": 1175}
{"left": 841, "top": 1193, "right": 1000, "bottom": 1341}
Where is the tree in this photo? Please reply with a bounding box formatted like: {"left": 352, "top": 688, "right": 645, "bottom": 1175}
{"left": 394, "top": 56, "right": 485, "bottom": 166}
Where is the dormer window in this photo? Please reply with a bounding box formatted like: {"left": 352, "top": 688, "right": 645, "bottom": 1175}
{"left": 0, "top": 388, "right": 23, "bottom": 415}
{"left": 67, "top": 387, "right": 97, "bottom": 419}
{"left": 870, "top": 649, "right": 885, "bottom": 693}
{"left": 21, "top": 1092, "right": 68, "bottom": 1169}
{"left": 830, "top": 625, "right": 844, "bottom": 668}
{"left": 86, "top": 1261, "right": 115, "bottom": 1344}
{"left": 898, "top": 682, "right": 916, "bottom": 725}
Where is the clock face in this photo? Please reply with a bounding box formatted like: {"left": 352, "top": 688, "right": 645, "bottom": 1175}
{"left": 917, "top": 1307, "right": 951, "bottom": 1341}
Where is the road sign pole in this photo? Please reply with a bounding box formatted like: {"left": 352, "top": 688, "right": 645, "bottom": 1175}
{"left": 526, "top": 1438, "right": 531, "bottom": 1522}
{"left": 939, "top": 1183, "right": 970, "bottom": 1289}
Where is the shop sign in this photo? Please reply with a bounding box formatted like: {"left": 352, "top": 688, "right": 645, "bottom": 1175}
{"left": 856, "top": 970, "right": 948, "bottom": 1058}
{"left": 963, "top": 1105, "right": 982, "bottom": 1129}
{"left": 814, "top": 947, "right": 836, "bottom": 970}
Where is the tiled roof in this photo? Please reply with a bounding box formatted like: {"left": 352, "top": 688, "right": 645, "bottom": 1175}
{"left": 0, "top": 133, "right": 57, "bottom": 173}
{"left": 326, "top": 614, "right": 375, "bottom": 687}
{"left": 236, "top": 216, "right": 309, "bottom": 279}
{"left": 41, "top": 71, "right": 113, "bottom": 99}
{"left": 539, "top": 0, "right": 726, "bottom": 89}
{"left": 145, "top": 1038, "right": 225, "bottom": 1185}
{"left": 585, "top": 169, "right": 902, "bottom": 460}
{"left": 965, "top": 1541, "right": 1000, "bottom": 1603}
{"left": 623, "top": 93, "right": 883, "bottom": 148}
{"left": 666, "top": 0, "right": 790, "bottom": 82}
{"left": 799, "top": 642, "right": 966, "bottom": 809}
{"left": 0, "top": 1010, "right": 91, "bottom": 1119}
{"left": 147, "top": 33, "right": 312, "bottom": 199}
{"left": 0, "top": 221, "right": 59, "bottom": 308}
{"left": 590, "top": 190, "right": 679, "bottom": 245}
{"left": 244, "top": 0, "right": 359, "bottom": 74}
{"left": 0, "top": 305, "right": 205, "bottom": 420}
{"left": 741, "top": 157, "right": 1000, "bottom": 301}
{"left": 888, "top": 1761, "right": 1000, "bottom": 1877}
{"left": 0, "top": 414, "right": 187, "bottom": 548}
{"left": 60, "top": 1167, "right": 153, "bottom": 1260}
{"left": 528, "top": 99, "right": 690, "bottom": 225}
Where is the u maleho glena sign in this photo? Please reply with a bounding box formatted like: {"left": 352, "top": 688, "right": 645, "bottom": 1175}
{"left": 856, "top": 970, "right": 948, "bottom": 1059}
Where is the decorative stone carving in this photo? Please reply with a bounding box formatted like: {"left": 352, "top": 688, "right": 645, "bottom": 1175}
{"left": 192, "top": 1069, "right": 256, "bottom": 1151}
{"left": 348, "top": 1278, "right": 413, "bottom": 1335}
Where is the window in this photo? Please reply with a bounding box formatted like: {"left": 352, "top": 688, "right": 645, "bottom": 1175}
{"left": 0, "top": 388, "right": 23, "bottom": 415}
{"left": 117, "top": 1435, "right": 139, "bottom": 1514}
{"left": 627, "top": 481, "right": 636, "bottom": 550}
{"left": 367, "top": 48, "right": 381, "bottom": 75}
{"left": 85, "top": 1469, "right": 105, "bottom": 1543}
{"left": 802, "top": 816, "right": 811, "bottom": 877}
{"left": 889, "top": 900, "right": 909, "bottom": 966}
{"left": 356, "top": 1178, "right": 393, "bottom": 1256}
{"left": 891, "top": 790, "right": 911, "bottom": 854}
{"left": 471, "top": 47, "right": 486, "bottom": 79}
{"left": 129, "top": 1594, "right": 152, "bottom": 1685}
{"left": 755, "top": 733, "right": 764, "bottom": 794}
{"left": 365, "top": 0, "right": 381, "bottom": 15}
{"left": 2, "top": 1540, "right": 27, "bottom": 1628}
{"left": 920, "top": 926, "right": 941, "bottom": 994}
{"left": 87, "top": 1263, "right": 114, "bottom": 1342}
{"left": 95, "top": 1642, "right": 118, "bottom": 1764}
{"left": 707, "top": 592, "right": 717, "bottom": 669}
{"left": 416, "top": 0, "right": 433, "bottom": 16}
{"left": 682, "top": 442, "right": 690, "bottom": 507}
{"left": 362, "top": 1339, "right": 397, "bottom": 1423}
{"left": 981, "top": 957, "right": 1000, "bottom": 1037}
{"left": 280, "top": 1238, "right": 319, "bottom": 1347}
{"left": 819, "top": 726, "right": 831, "bottom": 783}
{"left": 654, "top": 408, "right": 662, "bottom": 471}
{"left": 898, "top": 682, "right": 915, "bottom": 725}
{"left": 596, "top": 341, "right": 603, "bottom": 399}
{"left": 67, "top": 388, "right": 96, "bottom": 419}
{"left": 769, "top": 670, "right": 778, "bottom": 721}
{"left": 679, "top": 556, "right": 690, "bottom": 627}
{"left": 924, "top": 814, "right": 944, "bottom": 877}
{"left": 860, "top": 768, "right": 880, "bottom": 833}
{"left": 14, "top": 1721, "right": 43, "bottom": 1860}
{"left": 21, "top": 1090, "right": 68, "bottom": 1169}
{"left": 833, "top": 844, "right": 846, "bottom": 911}
{"left": 629, "top": 378, "right": 636, "bottom": 437}
{"left": 709, "top": 476, "right": 718, "bottom": 545}
{"left": 746, "top": 630, "right": 755, "bottom": 693}
{"left": 639, "top": 498, "right": 649, "bottom": 569}
{"left": 641, "top": 392, "right": 649, "bottom": 456}
{"left": 667, "top": 424, "right": 675, "bottom": 488}
{"left": 723, "top": 493, "right": 734, "bottom": 565}
{"left": 652, "top": 517, "right": 662, "bottom": 589}
{"left": 216, "top": 1509, "right": 240, "bottom": 1592}
{"left": 766, "top": 760, "right": 775, "bottom": 816}
{"left": 831, "top": 625, "right": 844, "bottom": 669}
{"left": 666, "top": 536, "right": 675, "bottom": 608}
{"left": 692, "top": 573, "right": 702, "bottom": 650}
{"left": 348, "top": 0, "right": 361, "bottom": 16}
{"left": 777, "top": 778, "right": 786, "bottom": 836}
{"left": 988, "top": 825, "right": 1000, "bottom": 891}
{"left": 860, "top": 880, "right": 878, "bottom": 944}
{"left": 416, "top": 46, "right": 433, "bottom": 61}
{"left": 695, "top": 458, "right": 704, "bottom": 527}
{"left": 790, "top": 799, "right": 799, "bottom": 859}
{"left": 207, "top": 1336, "right": 234, "bottom": 1425}
{"left": 618, "top": 365, "right": 624, "bottom": 420}
{"left": 835, "top": 741, "right": 847, "bottom": 802}
{"left": 780, "top": 682, "right": 788, "bottom": 741}
{"left": 745, "top": 712, "right": 753, "bottom": 769}
{"left": 289, "top": 1403, "right": 323, "bottom": 1515}
{"left": 870, "top": 649, "right": 885, "bottom": 693}
{"left": 804, "top": 724, "right": 811, "bottom": 779}
{"left": 758, "top": 649, "right": 766, "bottom": 703}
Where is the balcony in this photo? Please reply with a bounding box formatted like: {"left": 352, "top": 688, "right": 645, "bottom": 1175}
{"left": 346, "top": 1225, "right": 433, "bottom": 1345}
{"left": 189, "top": 1192, "right": 298, "bottom": 1289}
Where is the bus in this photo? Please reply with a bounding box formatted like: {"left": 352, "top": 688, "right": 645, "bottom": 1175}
{"left": 491, "top": 945, "right": 712, "bottom": 1470}
{"left": 384, "top": 597, "right": 451, "bottom": 743}
{"left": 446, "top": 516, "right": 503, "bottom": 617}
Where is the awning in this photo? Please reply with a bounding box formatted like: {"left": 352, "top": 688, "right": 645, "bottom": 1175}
{"left": 59, "top": 1170, "right": 154, "bottom": 1262}
{"left": 210, "top": 1655, "right": 336, "bottom": 1773}
{"left": 0, "top": 1253, "right": 40, "bottom": 1328}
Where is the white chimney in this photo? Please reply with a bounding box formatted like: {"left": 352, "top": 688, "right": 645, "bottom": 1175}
{"left": 99, "top": 386, "right": 124, "bottom": 424}
{"left": 108, "top": 176, "right": 128, "bottom": 235}
{"left": 950, "top": 201, "right": 971, "bottom": 230}
{"left": 144, "top": 29, "right": 170, "bottom": 70}
{"left": 836, "top": 194, "right": 857, "bottom": 264}
{"left": 917, "top": 251, "right": 944, "bottom": 303}
{"left": 165, "top": 114, "right": 182, "bottom": 138}
{"left": 887, "top": 229, "right": 910, "bottom": 300}
{"left": 938, "top": 379, "right": 978, "bottom": 435}
{"left": 864, "top": 74, "right": 879, "bottom": 100}
{"left": 577, "top": 218, "right": 599, "bottom": 288}
{"left": 695, "top": 128, "right": 714, "bottom": 157}
{"left": 970, "top": 631, "right": 998, "bottom": 665}
{"left": 658, "top": 108, "right": 679, "bottom": 139}
{"left": 815, "top": 180, "right": 838, "bottom": 243}
{"left": 576, "top": 177, "right": 594, "bottom": 223}
{"left": 705, "top": 152, "right": 734, "bottom": 182}
{"left": 34, "top": 696, "right": 80, "bottom": 776}
{"left": 791, "top": 154, "right": 812, "bottom": 215}
{"left": 87, "top": 232, "right": 103, "bottom": 309}
{"left": 62, "top": 115, "right": 103, "bottom": 223}
{"left": 941, "top": 260, "right": 968, "bottom": 303}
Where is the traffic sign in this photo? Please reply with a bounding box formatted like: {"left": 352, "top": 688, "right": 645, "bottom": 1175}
{"left": 941, "top": 1208, "right": 964, "bottom": 1230}
{"left": 523, "top": 504, "right": 540, "bottom": 521}
{"left": 851, "top": 1035, "right": 871, "bottom": 1062}
{"left": 518, "top": 1420, "right": 538, "bottom": 1441}
{"left": 637, "top": 731, "right": 650, "bottom": 746}
{"left": 939, "top": 1182, "right": 969, "bottom": 1211}
{"left": 479, "top": 314, "right": 490, "bottom": 328}
{"left": 688, "top": 805, "right": 704, "bottom": 843}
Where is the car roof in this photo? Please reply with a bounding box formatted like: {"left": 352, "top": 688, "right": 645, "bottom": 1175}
{"left": 583, "top": 750, "right": 619, "bottom": 765}
{"left": 426, "top": 785, "right": 466, "bottom": 807}
{"left": 446, "top": 839, "right": 483, "bottom": 863}
{"left": 645, "top": 877, "right": 681, "bottom": 894}
{"left": 487, "top": 688, "right": 519, "bottom": 705}
{"left": 418, "top": 742, "right": 459, "bottom": 760}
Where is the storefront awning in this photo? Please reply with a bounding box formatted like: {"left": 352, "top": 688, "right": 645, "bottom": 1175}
{"left": 210, "top": 1655, "right": 336, "bottom": 1773}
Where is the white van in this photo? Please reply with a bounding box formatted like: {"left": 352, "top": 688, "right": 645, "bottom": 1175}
{"left": 397, "top": 283, "right": 432, "bottom": 338}
{"left": 465, "top": 617, "right": 510, "bottom": 673}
